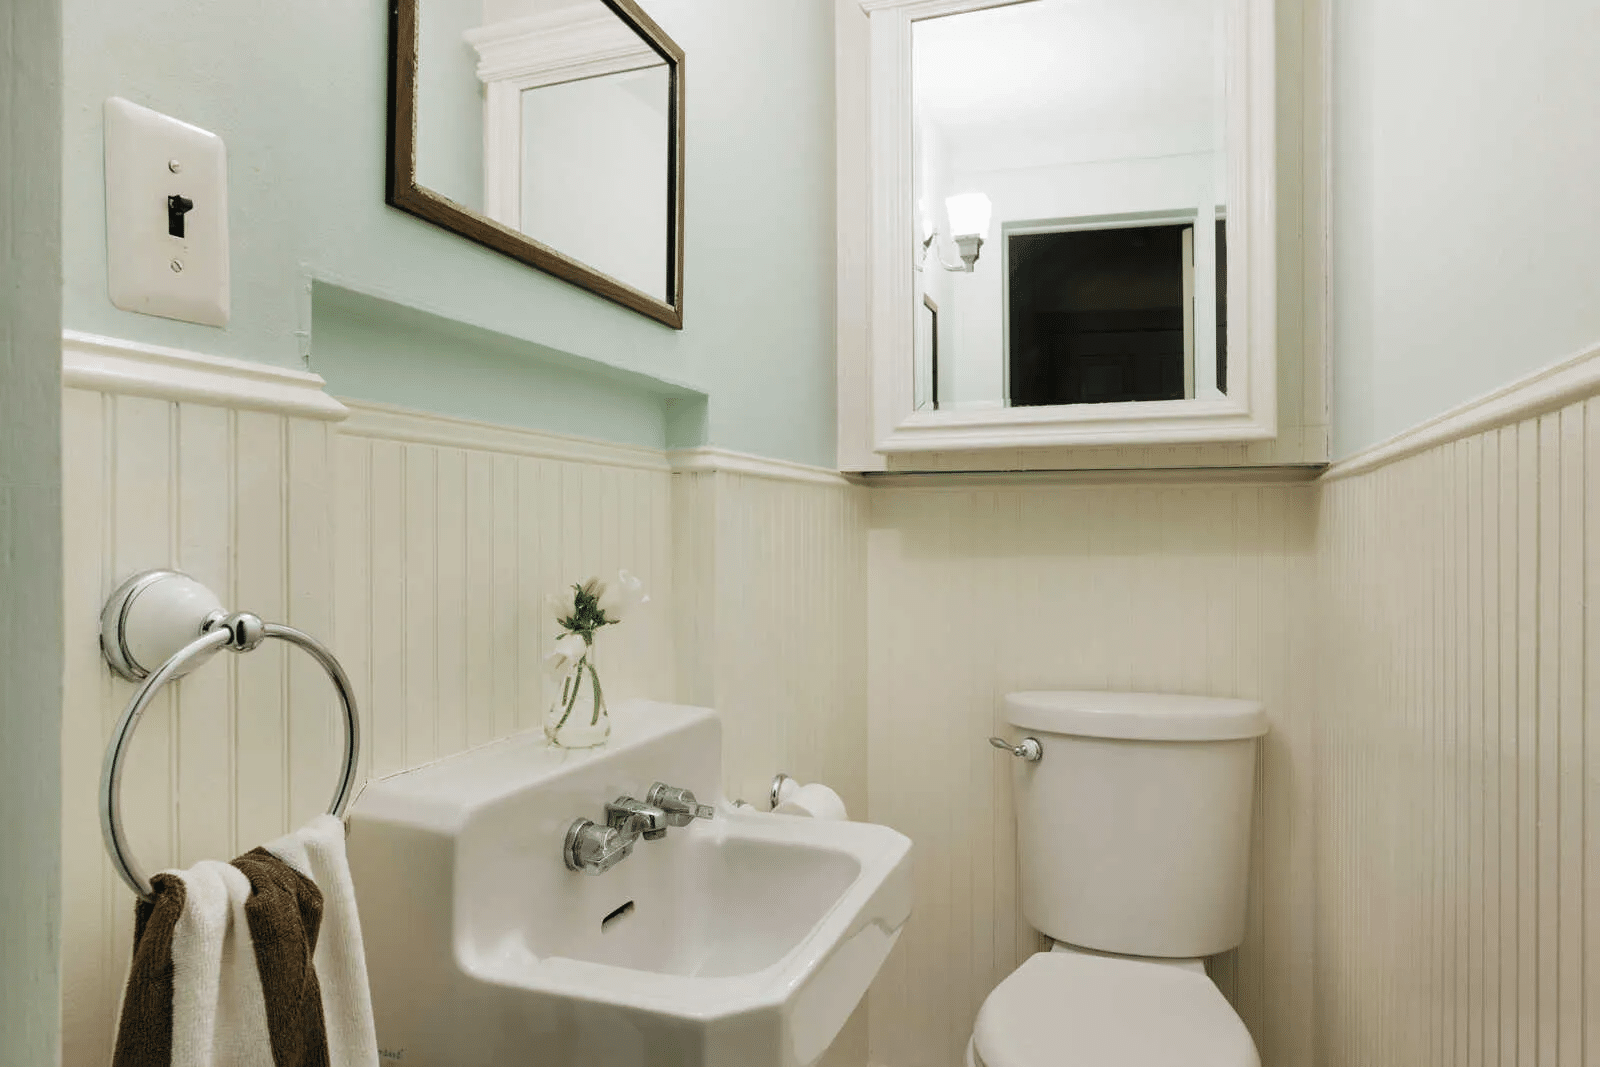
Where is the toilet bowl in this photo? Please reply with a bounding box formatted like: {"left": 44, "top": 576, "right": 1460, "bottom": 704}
{"left": 964, "top": 945, "right": 1257, "bottom": 1067}
{"left": 971, "top": 691, "right": 1268, "bottom": 1067}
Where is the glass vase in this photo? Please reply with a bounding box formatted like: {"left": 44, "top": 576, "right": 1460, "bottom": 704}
{"left": 545, "top": 644, "right": 610, "bottom": 749}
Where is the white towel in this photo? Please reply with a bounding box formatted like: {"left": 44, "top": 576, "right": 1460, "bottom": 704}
{"left": 168, "top": 860, "right": 273, "bottom": 1067}
{"left": 261, "top": 815, "right": 380, "bottom": 1067}
{"left": 113, "top": 816, "right": 379, "bottom": 1067}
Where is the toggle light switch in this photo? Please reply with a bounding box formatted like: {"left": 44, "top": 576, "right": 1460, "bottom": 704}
{"left": 104, "top": 97, "right": 230, "bottom": 327}
{"left": 167, "top": 194, "right": 194, "bottom": 238}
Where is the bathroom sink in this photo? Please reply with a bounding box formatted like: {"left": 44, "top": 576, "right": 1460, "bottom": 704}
{"left": 346, "top": 701, "right": 912, "bottom": 1067}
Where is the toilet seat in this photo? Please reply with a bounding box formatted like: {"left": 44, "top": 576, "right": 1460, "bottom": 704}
{"left": 969, "top": 952, "right": 1258, "bottom": 1067}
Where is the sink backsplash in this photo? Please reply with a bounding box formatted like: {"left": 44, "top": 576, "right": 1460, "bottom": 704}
{"left": 352, "top": 701, "right": 723, "bottom": 972}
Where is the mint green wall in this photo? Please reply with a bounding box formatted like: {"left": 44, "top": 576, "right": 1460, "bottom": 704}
{"left": 1330, "top": 0, "right": 1600, "bottom": 457}
{"left": 62, "top": 0, "right": 838, "bottom": 467}
{"left": 311, "top": 282, "right": 701, "bottom": 449}
{"left": 2, "top": 1, "right": 65, "bottom": 1063}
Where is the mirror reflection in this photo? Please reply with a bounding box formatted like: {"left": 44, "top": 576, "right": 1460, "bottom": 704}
{"left": 912, "top": 0, "right": 1227, "bottom": 412}
{"left": 410, "top": 0, "right": 677, "bottom": 304}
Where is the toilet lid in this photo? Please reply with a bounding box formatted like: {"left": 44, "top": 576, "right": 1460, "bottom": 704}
{"left": 973, "top": 953, "right": 1258, "bottom": 1067}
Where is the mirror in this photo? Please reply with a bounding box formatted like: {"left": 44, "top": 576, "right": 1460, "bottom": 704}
{"left": 913, "top": 0, "right": 1227, "bottom": 411}
{"left": 860, "top": 0, "right": 1274, "bottom": 453}
{"left": 390, "top": 0, "right": 686, "bottom": 327}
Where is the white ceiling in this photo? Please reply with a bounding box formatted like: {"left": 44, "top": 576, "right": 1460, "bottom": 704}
{"left": 913, "top": 0, "right": 1223, "bottom": 173}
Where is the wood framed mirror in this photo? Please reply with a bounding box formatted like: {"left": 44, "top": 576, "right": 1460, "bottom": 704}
{"left": 388, "top": 0, "right": 686, "bottom": 328}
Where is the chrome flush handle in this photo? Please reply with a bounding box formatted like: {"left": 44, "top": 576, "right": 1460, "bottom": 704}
{"left": 988, "top": 736, "right": 1043, "bottom": 762}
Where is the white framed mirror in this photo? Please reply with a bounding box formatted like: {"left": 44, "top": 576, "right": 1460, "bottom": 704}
{"left": 858, "top": 0, "right": 1276, "bottom": 453}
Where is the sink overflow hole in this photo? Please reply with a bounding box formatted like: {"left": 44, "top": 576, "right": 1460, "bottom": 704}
{"left": 601, "top": 900, "right": 635, "bottom": 931}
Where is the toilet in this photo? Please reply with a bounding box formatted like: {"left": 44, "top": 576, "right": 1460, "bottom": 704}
{"left": 968, "top": 691, "right": 1268, "bottom": 1067}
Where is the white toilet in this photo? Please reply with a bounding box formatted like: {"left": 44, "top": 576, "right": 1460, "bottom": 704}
{"left": 968, "top": 690, "right": 1268, "bottom": 1067}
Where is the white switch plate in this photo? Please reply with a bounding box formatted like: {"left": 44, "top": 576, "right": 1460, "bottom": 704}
{"left": 104, "top": 97, "right": 230, "bottom": 327}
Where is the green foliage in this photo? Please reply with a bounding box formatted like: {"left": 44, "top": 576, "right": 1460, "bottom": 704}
{"left": 557, "top": 580, "right": 617, "bottom": 644}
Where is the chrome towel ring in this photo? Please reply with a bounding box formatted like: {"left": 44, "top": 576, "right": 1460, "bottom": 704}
{"left": 98, "top": 571, "right": 361, "bottom": 900}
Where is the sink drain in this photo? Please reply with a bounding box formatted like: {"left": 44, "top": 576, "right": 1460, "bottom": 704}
{"left": 601, "top": 900, "right": 636, "bottom": 931}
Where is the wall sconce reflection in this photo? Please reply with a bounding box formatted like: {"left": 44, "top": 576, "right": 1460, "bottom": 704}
{"left": 920, "top": 192, "right": 992, "bottom": 273}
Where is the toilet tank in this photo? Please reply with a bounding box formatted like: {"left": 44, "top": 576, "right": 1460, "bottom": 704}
{"left": 1004, "top": 691, "right": 1267, "bottom": 959}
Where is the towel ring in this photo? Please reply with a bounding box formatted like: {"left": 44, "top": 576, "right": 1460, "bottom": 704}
{"left": 98, "top": 571, "right": 361, "bottom": 900}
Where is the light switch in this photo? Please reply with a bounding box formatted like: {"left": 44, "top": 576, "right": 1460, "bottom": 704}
{"left": 104, "top": 97, "right": 230, "bottom": 327}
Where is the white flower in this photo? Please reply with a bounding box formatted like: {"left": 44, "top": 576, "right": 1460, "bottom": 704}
{"left": 598, "top": 570, "right": 648, "bottom": 619}
{"left": 544, "top": 591, "right": 574, "bottom": 628}
{"left": 579, "top": 576, "right": 604, "bottom": 600}
{"left": 543, "top": 632, "right": 588, "bottom": 675}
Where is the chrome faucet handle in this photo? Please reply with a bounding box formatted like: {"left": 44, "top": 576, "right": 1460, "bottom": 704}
{"left": 564, "top": 819, "right": 635, "bottom": 875}
{"left": 606, "top": 797, "right": 669, "bottom": 841}
{"left": 646, "top": 782, "right": 714, "bottom": 827}
{"left": 988, "top": 735, "right": 1043, "bottom": 762}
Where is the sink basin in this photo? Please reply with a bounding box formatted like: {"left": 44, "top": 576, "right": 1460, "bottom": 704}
{"left": 346, "top": 701, "right": 912, "bottom": 1067}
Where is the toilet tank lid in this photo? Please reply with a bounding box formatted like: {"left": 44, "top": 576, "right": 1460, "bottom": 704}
{"left": 1004, "top": 691, "right": 1267, "bottom": 741}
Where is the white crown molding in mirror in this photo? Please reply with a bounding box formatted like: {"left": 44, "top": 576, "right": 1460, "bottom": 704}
{"left": 467, "top": 9, "right": 661, "bottom": 232}
{"left": 855, "top": 0, "right": 1278, "bottom": 455}
{"left": 466, "top": 9, "right": 655, "bottom": 85}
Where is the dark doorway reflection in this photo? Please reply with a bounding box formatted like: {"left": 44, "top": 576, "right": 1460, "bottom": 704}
{"left": 1008, "top": 222, "right": 1227, "bottom": 406}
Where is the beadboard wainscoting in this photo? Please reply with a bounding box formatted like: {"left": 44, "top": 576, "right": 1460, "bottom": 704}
{"left": 332, "top": 401, "right": 679, "bottom": 784}
{"left": 1316, "top": 396, "right": 1600, "bottom": 1067}
{"left": 671, "top": 466, "right": 869, "bottom": 813}
{"left": 59, "top": 379, "right": 350, "bottom": 1067}
{"left": 863, "top": 480, "right": 1320, "bottom": 1067}
{"left": 59, "top": 329, "right": 1600, "bottom": 1067}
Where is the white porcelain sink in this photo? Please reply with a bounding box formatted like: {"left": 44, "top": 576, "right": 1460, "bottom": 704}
{"left": 347, "top": 701, "right": 912, "bottom": 1067}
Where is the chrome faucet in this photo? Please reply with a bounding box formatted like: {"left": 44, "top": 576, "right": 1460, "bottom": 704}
{"left": 564, "top": 795, "right": 669, "bottom": 875}
{"left": 563, "top": 786, "right": 714, "bottom": 875}
{"left": 606, "top": 796, "right": 669, "bottom": 841}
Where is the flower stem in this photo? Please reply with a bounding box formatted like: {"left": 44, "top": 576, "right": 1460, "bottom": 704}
{"left": 555, "top": 656, "right": 584, "bottom": 731}
{"left": 588, "top": 661, "right": 606, "bottom": 726}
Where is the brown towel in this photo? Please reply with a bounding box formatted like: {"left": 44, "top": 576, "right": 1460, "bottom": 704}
{"left": 113, "top": 874, "right": 187, "bottom": 1067}
{"left": 113, "top": 848, "right": 330, "bottom": 1067}
{"left": 232, "top": 848, "right": 330, "bottom": 1067}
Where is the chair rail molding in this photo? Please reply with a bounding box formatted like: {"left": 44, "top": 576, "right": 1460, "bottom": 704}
{"left": 61, "top": 330, "right": 349, "bottom": 420}
{"left": 339, "top": 398, "right": 673, "bottom": 473}
{"left": 1325, "top": 339, "right": 1600, "bottom": 481}
{"left": 666, "top": 446, "right": 855, "bottom": 488}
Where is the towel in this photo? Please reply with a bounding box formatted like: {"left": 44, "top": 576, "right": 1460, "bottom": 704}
{"left": 113, "top": 815, "right": 380, "bottom": 1067}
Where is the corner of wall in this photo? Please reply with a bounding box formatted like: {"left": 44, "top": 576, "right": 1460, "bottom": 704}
{"left": 1, "top": 0, "right": 65, "bottom": 1060}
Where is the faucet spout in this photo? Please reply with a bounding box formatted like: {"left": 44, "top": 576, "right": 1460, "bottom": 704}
{"left": 606, "top": 797, "right": 669, "bottom": 841}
